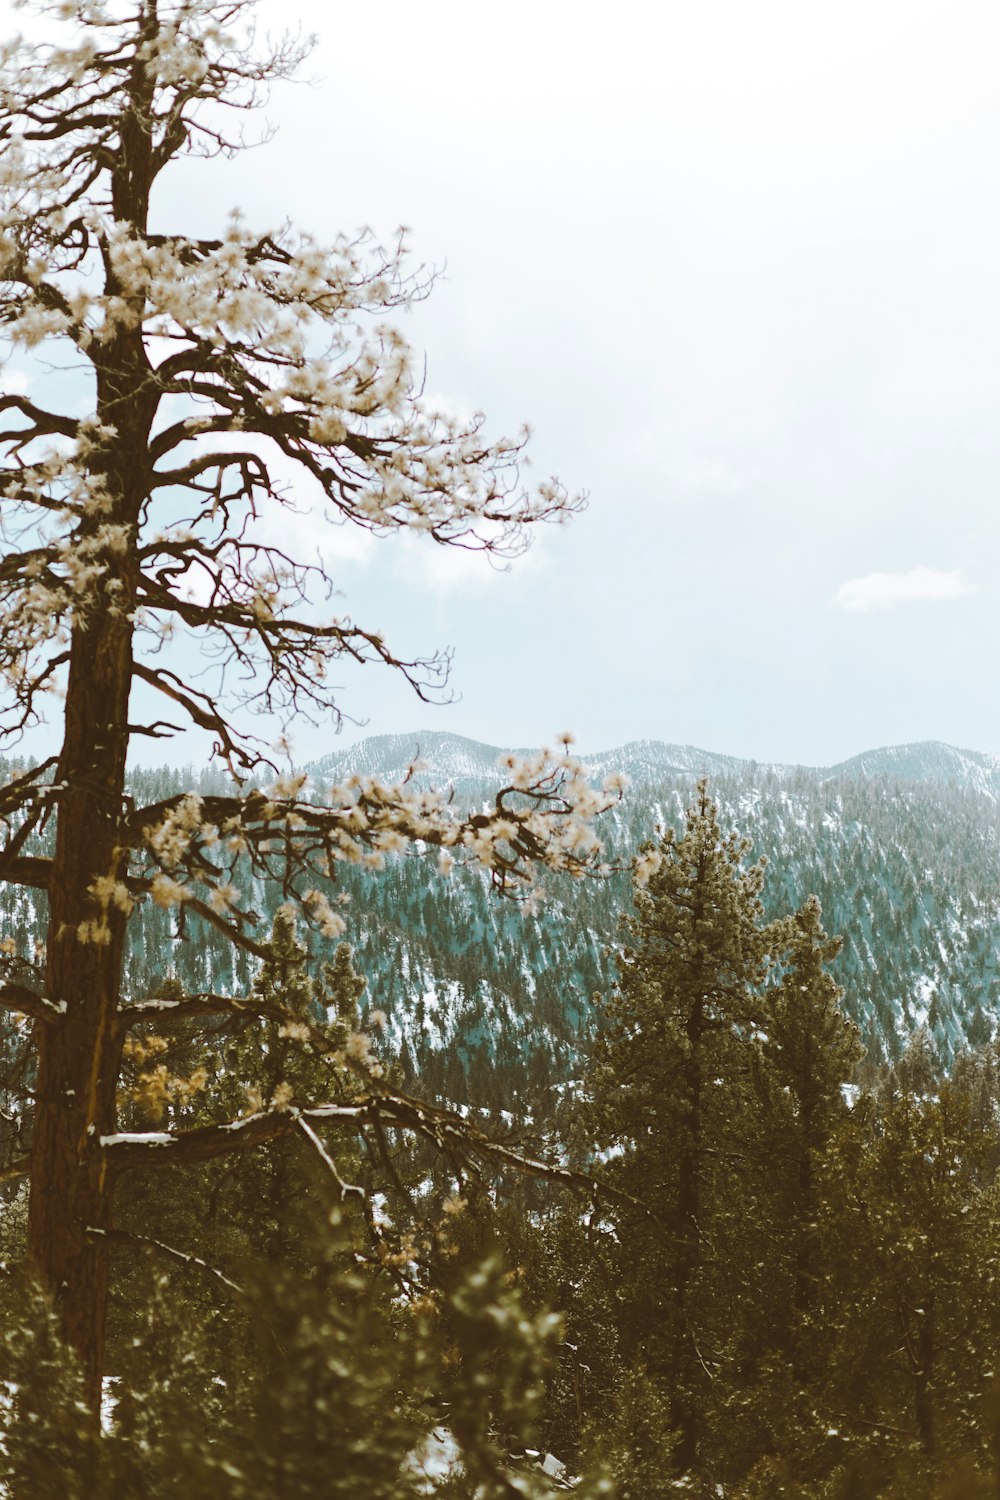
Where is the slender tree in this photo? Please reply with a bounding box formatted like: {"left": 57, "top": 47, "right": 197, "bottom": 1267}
{"left": 0, "top": 0, "right": 619, "bottom": 1411}
{"left": 763, "top": 895, "right": 860, "bottom": 1378}
{"left": 826, "top": 1045, "right": 1000, "bottom": 1466}
{"left": 587, "top": 782, "right": 782, "bottom": 1485}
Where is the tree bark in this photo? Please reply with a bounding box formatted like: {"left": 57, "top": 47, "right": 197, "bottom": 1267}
{"left": 672, "top": 995, "right": 704, "bottom": 1477}
{"left": 792, "top": 1068, "right": 817, "bottom": 1382}
{"left": 27, "top": 605, "right": 133, "bottom": 1414}
{"left": 21, "top": 30, "right": 158, "bottom": 1402}
{"left": 25, "top": 313, "right": 147, "bottom": 1411}
{"left": 913, "top": 1299, "right": 936, "bottom": 1458}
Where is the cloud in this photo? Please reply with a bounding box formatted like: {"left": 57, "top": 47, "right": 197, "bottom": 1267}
{"left": 831, "top": 566, "right": 976, "bottom": 614}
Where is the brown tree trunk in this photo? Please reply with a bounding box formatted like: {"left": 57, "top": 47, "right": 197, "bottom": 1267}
{"left": 27, "top": 607, "right": 134, "bottom": 1414}
{"left": 913, "top": 1299, "right": 936, "bottom": 1458}
{"left": 670, "top": 856, "right": 710, "bottom": 1479}
{"left": 23, "top": 37, "right": 155, "bottom": 1391}
{"left": 663, "top": 989, "right": 705, "bottom": 1480}
{"left": 791, "top": 1082, "right": 817, "bottom": 1382}
{"left": 24, "top": 331, "right": 146, "bottom": 1408}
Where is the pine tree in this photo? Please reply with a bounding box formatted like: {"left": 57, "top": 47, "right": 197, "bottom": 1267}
{"left": 725, "top": 896, "right": 861, "bottom": 1486}
{"left": 0, "top": 0, "right": 618, "bottom": 1405}
{"left": 820, "top": 1037, "right": 1000, "bottom": 1473}
{"left": 586, "top": 780, "right": 782, "bottom": 1486}
{"left": 763, "top": 895, "right": 861, "bottom": 1380}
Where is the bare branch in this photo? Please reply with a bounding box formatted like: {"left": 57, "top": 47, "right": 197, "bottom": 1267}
{"left": 294, "top": 1114, "right": 364, "bottom": 1204}
{"left": 85, "top": 1226, "right": 245, "bottom": 1298}
{"left": 100, "top": 1102, "right": 364, "bottom": 1172}
{"left": 0, "top": 395, "right": 78, "bottom": 439}
{"left": 132, "top": 661, "right": 268, "bottom": 780}
{"left": 99, "top": 1090, "right": 609, "bottom": 1201}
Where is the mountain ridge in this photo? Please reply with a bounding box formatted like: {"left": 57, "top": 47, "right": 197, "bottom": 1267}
{"left": 307, "top": 731, "right": 1000, "bottom": 798}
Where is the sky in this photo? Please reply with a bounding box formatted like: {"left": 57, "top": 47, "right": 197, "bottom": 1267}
{"left": 8, "top": 0, "right": 1000, "bottom": 767}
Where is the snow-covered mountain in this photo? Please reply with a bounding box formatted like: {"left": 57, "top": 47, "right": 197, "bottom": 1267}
{"left": 310, "top": 730, "right": 753, "bottom": 797}
{"left": 311, "top": 731, "right": 1000, "bottom": 799}
{"left": 303, "top": 734, "right": 1000, "bottom": 1101}
{"left": 820, "top": 740, "right": 1000, "bottom": 797}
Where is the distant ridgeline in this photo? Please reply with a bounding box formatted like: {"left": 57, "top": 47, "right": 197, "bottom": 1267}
{"left": 4, "top": 734, "right": 1000, "bottom": 1104}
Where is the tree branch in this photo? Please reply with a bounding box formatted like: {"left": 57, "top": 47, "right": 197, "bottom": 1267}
{"left": 100, "top": 1102, "right": 364, "bottom": 1171}
{"left": 0, "top": 857, "right": 51, "bottom": 891}
{"left": 85, "top": 1225, "right": 245, "bottom": 1298}
{"left": 120, "top": 989, "right": 295, "bottom": 1025}
{"left": 0, "top": 1155, "right": 30, "bottom": 1186}
{"left": 0, "top": 394, "right": 77, "bottom": 438}
{"left": 99, "top": 1090, "right": 628, "bottom": 1209}
{"left": 294, "top": 1114, "right": 364, "bottom": 1204}
{"left": 0, "top": 982, "right": 64, "bottom": 1023}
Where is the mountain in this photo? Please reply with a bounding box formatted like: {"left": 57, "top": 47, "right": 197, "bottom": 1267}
{"left": 2, "top": 735, "right": 1000, "bottom": 1108}
{"left": 309, "top": 730, "right": 753, "bottom": 797}
{"left": 822, "top": 740, "right": 1000, "bottom": 797}
{"left": 304, "top": 733, "right": 1000, "bottom": 1101}
{"left": 311, "top": 731, "right": 1000, "bottom": 799}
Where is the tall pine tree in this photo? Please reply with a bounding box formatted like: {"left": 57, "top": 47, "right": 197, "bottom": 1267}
{"left": 587, "top": 781, "right": 781, "bottom": 1486}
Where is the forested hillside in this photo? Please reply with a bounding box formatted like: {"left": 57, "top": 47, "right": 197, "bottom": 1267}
{"left": 316, "top": 734, "right": 1000, "bottom": 1098}
{"left": 2, "top": 733, "right": 995, "bottom": 1108}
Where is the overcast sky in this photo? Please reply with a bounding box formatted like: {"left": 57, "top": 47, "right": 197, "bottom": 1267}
{"left": 12, "top": 0, "right": 1000, "bottom": 766}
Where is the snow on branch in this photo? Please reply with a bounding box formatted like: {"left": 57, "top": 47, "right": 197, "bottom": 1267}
{"left": 98, "top": 1090, "right": 580, "bottom": 1189}
{"left": 0, "top": 981, "right": 65, "bottom": 1023}
{"left": 294, "top": 1114, "right": 364, "bottom": 1204}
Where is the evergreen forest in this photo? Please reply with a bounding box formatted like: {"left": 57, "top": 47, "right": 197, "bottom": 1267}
{"left": 1, "top": 745, "right": 1000, "bottom": 1495}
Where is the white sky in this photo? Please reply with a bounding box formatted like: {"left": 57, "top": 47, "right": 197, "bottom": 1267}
{"left": 10, "top": 0, "right": 1000, "bottom": 766}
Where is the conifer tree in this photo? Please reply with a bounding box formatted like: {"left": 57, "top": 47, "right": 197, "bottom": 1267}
{"left": 0, "top": 0, "right": 620, "bottom": 1409}
{"left": 725, "top": 897, "right": 861, "bottom": 1489}
{"left": 825, "top": 1043, "right": 1000, "bottom": 1467}
{"left": 587, "top": 780, "right": 782, "bottom": 1486}
{"left": 763, "top": 895, "right": 861, "bottom": 1378}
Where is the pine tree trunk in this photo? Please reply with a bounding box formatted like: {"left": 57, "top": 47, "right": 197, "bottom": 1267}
{"left": 913, "top": 1300, "right": 936, "bottom": 1457}
{"left": 672, "top": 999, "right": 704, "bottom": 1476}
{"left": 22, "top": 48, "right": 154, "bottom": 1379}
{"left": 792, "top": 1087, "right": 817, "bottom": 1381}
{"left": 26, "top": 561, "right": 134, "bottom": 1415}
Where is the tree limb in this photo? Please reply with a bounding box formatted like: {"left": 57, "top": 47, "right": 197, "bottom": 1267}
{"left": 0, "top": 1155, "right": 30, "bottom": 1186}
{"left": 84, "top": 1225, "right": 246, "bottom": 1298}
{"left": 294, "top": 1114, "right": 364, "bottom": 1204}
{"left": 0, "top": 983, "right": 64, "bottom": 1023}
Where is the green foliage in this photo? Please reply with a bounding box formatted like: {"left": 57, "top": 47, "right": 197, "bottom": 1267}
{"left": 6, "top": 749, "right": 1000, "bottom": 1116}
{"left": 0, "top": 902, "right": 610, "bottom": 1497}
{"left": 593, "top": 1365, "right": 679, "bottom": 1500}
{"left": 107, "top": 912, "right": 376, "bottom": 1376}
{"left": 584, "top": 782, "right": 793, "bottom": 1481}
{"left": 820, "top": 1043, "right": 1000, "bottom": 1465}
{"left": 0, "top": 1236, "right": 423, "bottom": 1500}
{"left": 0, "top": 1231, "right": 603, "bottom": 1499}
{"left": 555, "top": 783, "right": 891, "bottom": 1492}
{"left": 13, "top": 768, "right": 1000, "bottom": 1493}
{"left": 435, "top": 1256, "right": 565, "bottom": 1499}
{"left": 0, "top": 1274, "right": 97, "bottom": 1500}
